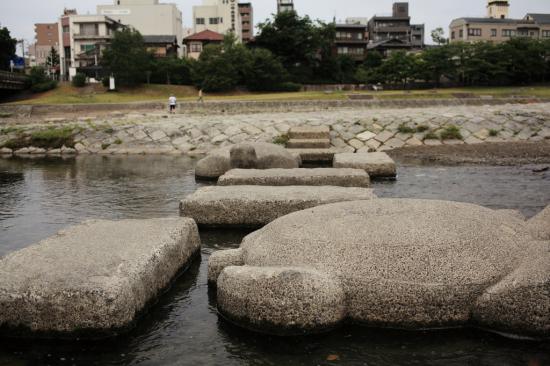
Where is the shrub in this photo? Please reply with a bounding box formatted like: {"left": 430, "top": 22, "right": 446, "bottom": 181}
{"left": 440, "top": 125, "right": 463, "bottom": 140}
{"left": 489, "top": 129, "right": 499, "bottom": 137}
{"left": 271, "top": 82, "right": 302, "bottom": 92}
{"left": 273, "top": 134, "right": 289, "bottom": 145}
{"left": 102, "top": 76, "right": 110, "bottom": 88}
{"left": 72, "top": 73, "right": 87, "bottom": 87}
{"left": 114, "top": 138, "right": 123, "bottom": 145}
{"left": 30, "top": 127, "right": 75, "bottom": 148}
{"left": 30, "top": 80, "right": 57, "bottom": 93}
{"left": 397, "top": 123, "right": 415, "bottom": 134}
{"left": 416, "top": 125, "right": 429, "bottom": 133}
{"left": 423, "top": 131, "right": 439, "bottom": 140}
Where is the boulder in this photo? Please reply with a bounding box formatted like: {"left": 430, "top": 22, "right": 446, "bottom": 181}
{"left": 333, "top": 152, "right": 397, "bottom": 178}
{"left": 230, "top": 144, "right": 257, "bottom": 169}
{"left": 218, "top": 168, "right": 370, "bottom": 187}
{"left": 195, "top": 142, "right": 300, "bottom": 180}
{"left": 0, "top": 218, "right": 200, "bottom": 338}
{"left": 210, "top": 199, "right": 548, "bottom": 339}
{"left": 180, "top": 185, "right": 376, "bottom": 228}
{"left": 527, "top": 205, "right": 550, "bottom": 240}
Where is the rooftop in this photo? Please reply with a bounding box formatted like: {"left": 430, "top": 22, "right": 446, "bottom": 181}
{"left": 184, "top": 30, "right": 224, "bottom": 42}
{"left": 143, "top": 35, "right": 178, "bottom": 44}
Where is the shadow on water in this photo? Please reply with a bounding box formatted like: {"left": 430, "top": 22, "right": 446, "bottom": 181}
{"left": 0, "top": 156, "right": 549, "bottom": 365}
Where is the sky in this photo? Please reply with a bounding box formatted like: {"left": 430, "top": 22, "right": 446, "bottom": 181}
{"left": 2, "top": 0, "right": 550, "bottom": 53}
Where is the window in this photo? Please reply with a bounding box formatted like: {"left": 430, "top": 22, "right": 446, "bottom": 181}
{"left": 81, "top": 44, "right": 95, "bottom": 53}
{"left": 63, "top": 25, "right": 70, "bottom": 33}
{"left": 459, "top": 29, "right": 463, "bottom": 38}
{"left": 190, "top": 43, "right": 202, "bottom": 53}
{"left": 196, "top": 18, "right": 205, "bottom": 25}
{"left": 336, "top": 31, "right": 363, "bottom": 40}
{"left": 209, "top": 18, "right": 219, "bottom": 24}
{"left": 468, "top": 28, "right": 482, "bottom": 37}
{"left": 502, "top": 29, "right": 516, "bottom": 37}
{"left": 491, "top": 29, "right": 497, "bottom": 37}
{"left": 451, "top": 31, "right": 455, "bottom": 39}
{"left": 543, "top": 30, "right": 550, "bottom": 38}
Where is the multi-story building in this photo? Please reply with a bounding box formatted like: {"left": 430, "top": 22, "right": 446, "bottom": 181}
{"left": 193, "top": 0, "right": 242, "bottom": 41}
{"left": 367, "top": 2, "right": 425, "bottom": 55}
{"left": 277, "top": 0, "right": 294, "bottom": 14}
{"left": 238, "top": 3, "right": 254, "bottom": 43}
{"left": 28, "top": 23, "right": 59, "bottom": 67}
{"left": 97, "top": 0, "right": 184, "bottom": 56}
{"left": 449, "top": 1, "right": 550, "bottom": 43}
{"left": 143, "top": 35, "right": 179, "bottom": 58}
{"left": 333, "top": 24, "right": 368, "bottom": 62}
{"left": 183, "top": 30, "right": 224, "bottom": 59}
{"left": 58, "top": 9, "right": 125, "bottom": 80}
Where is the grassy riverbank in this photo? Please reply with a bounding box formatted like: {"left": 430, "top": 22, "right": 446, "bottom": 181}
{"left": 6, "top": 83, "right": 550, "bottom": 105}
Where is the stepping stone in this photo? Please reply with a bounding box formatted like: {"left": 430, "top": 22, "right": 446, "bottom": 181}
{"left": 218, "top": 168, "right": 370, "bottom": 187}
{"left": 286, "top": 139, "right": 331, "bottom": 149}
{"left": 288, "top": 126, "right": 330, "bottom": 140}
{"left": 0, "top": 218, "right": 200, "bottom": 338}
{"left": 180, "top": 186, "right": 376, "bottom": 228}
{"left": 333, "top": 152, "right": 397, "bottom": 178}
{"left": 287, "top": 148, "right": 344, "bottom": 163}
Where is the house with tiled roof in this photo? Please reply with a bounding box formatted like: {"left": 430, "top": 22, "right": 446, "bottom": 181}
{"left": 183, "top": 30, "right": 225, "bottom": 59}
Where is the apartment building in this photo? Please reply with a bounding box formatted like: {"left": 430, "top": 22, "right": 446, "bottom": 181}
{"left": 58, "top": 9, "right": 124, "bottom": 80}
{"left": 277, "top": 0, "right": 294, "bottom": 14}
{"left": 193, "top": 0, "right": 243, "bottom": 41}
{"left": 239, "top": 3, "right": 254, "bottom": 43}
{"left": 450, "top": 2, "right": 550, "bottom": 43}
{"left": 97, "top": 0, "right": 184, "bottom": 56}
{"left": 333, "top": 24, "right": 368, "bottom": 62}
{"left": 28, "top": 23, "right": 59, "bottom": 67}
{"left": 367, "top": 2, "right": 425, "bottom": 55}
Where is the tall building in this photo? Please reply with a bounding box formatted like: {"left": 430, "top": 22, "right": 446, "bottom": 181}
{"left": 28, "top": 23, "right": 59, "bottom": 67}
{"left": 193, "top": 0, "right": 242, "bottom": 41}
{"left": 239, "top": 3, "right": 254, "bottom": 43}
{"left": 97, "top": 0, "right": 184, "bottom": 56}
{"left": 277, "top": 0, "right": 294, "bottom": 14}
{"left": 333, "top": 23, "right": 368, "bottom": 62}
{"left": 367, "top": 2, "right": 425, "bottom": 55}
{"left": 487, "top": 0, "right": 510, "bottom": 19}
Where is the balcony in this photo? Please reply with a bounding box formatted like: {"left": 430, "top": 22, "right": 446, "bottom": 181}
{"left": 334, "top": 38, "right": 368, "bottom": 44}
{"left": 373, "top": 26, "right": 411, "bottom": 33}
{"left": 73, "top": 33, "right": 113, "bottom": 40}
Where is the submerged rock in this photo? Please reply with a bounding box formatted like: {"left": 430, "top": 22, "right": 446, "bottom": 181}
{"left": 0, "top": 218, "right": 201, "bottom": 338}
{"left": 209, "top": 199, "right": 549, "bottom": 338}
{"left": 195, "top": 142, "right": 300, "bottom": 180}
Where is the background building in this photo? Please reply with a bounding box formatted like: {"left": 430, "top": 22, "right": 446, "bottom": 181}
{"left": 487, "top": 0, "right": 510, "bottom": 19}
{"left": 97, "top": 0, "right": 184, "bottom": 56}
{"left": 333, "top": 23, "right": 368, "bottom": 62}
{"left": 28, "top": 23, "right": 59, "bottom": 67}
{"left": 277, "top": 0, "right": 294, "bottom": 14}
{"left": 238, "top": 3, "right": 254, "bottom": 43}
{"left": 183, "top": 29, "right": 224, "bottom": 59}
{"left": 193, "top": 0, "right": 242, "bottom": 41}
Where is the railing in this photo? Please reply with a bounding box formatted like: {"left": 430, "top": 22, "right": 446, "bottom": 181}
{"left": 0, "top": 70, "right": 27, "bottom": 90}
{"left": 73, "top": 33, "right": 113, "bottom": 40}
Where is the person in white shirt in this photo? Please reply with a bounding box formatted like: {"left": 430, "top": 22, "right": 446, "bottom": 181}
{"left": 169, "top": 95, "right": 177, "bottom": 114}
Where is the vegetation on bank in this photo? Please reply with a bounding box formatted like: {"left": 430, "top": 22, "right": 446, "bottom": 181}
{"left": 0, "top": 126, "right": 78, "bottom": 149}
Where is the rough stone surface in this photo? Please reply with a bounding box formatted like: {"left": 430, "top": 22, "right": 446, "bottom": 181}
{"left": 210, "top": 199, "right": 549, "bottom": 338}
{"left": 288, "top": 126, "right": 330, "bottom": 140}
{"left": 180, "top": 185, "right": 376, "bottom": 227}
{"left": 333, "top": 152, "right": 397, "bottom": 178}
{"left": 0, "top": 218, "right": 201, "bottom": 337}
{"left": 527, "top": 205, "right": 550, "bottom": 240}
{"left": 195, "top": 142, "right": 299, "bottom": 179}
{"left": 218, "top": 168, "right": 370, "bottom": 187}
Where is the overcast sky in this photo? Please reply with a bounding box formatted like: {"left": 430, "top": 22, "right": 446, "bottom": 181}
{"left": 2, "top": 0, "right": 550, "bottom": 51}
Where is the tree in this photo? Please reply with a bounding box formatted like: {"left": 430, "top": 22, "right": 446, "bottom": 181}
{"left": 191, "top": 44, "right": 241, "bottom": 92}
{"left": 150, "top": 57, "right": 193, "bottom": 85}
{"left": 0, "top": 27, "right": 17, "bottom": 70}
{"left": 101, "top": 28, "right": 152, "bottom": 86}
{"left": 363, "top": 51, "right": 383, "bottom": 69}
{"left": 431, "top": 27, "right": 448, "bottom": 45}
{"left": 244, "top": 48, "right": 288, "bottom": 91}
{"left": 45, "top": 47, "right": 60, "bottom": 69}
{"left": 377, "top": 51, "right": 418, "bottom": 86}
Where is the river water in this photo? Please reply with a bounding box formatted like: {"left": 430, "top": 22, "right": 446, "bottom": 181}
{"left": 0, "top": 155, "right": 549, "bottom": 366}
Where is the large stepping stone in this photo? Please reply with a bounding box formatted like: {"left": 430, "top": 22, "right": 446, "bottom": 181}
{"left": 218, "top": 168, "right": 370, "bottom": 187}
{"left": 333, "top": 152, "right": 397, "bottom": 178}
{"left": 180, "top": 185, "right": 376, "bottom": 227}
{"left": 288, "top": 126, "right": 330, "bottom": 140}
{"left": 0, "top": 218, "right": 201, "bottom": 338}
{"left": 287, "top": 148, "right": 346, "bottom": 164}
{"left": 286, "top": 139, "right": 331, "bottom": 149}
{"left": 209, "top": 200, "right": 550, "bottom": 338}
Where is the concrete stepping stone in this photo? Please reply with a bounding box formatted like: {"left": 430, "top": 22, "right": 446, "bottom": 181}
{"left": 288, "top": 126, "right": 330, "bottom": 140}
{"left": 286, "top": 139, "right": 331, "bottom": 149}
{"left": 180, "top": 185, "right": 376, "bottom": 228}
{"left": 0, "top": 218, "right": 201, "bottom": 338}
{"left": 286, "top": 148, "right": 345, "bottom": 164}
{"left": 333, "top": 152, "right": 397, "bottom": 178}
{"left": 218, "top": 168, "right": 370, "bottom": 187}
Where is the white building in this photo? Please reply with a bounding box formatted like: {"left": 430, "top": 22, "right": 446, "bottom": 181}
{"left": 97, "top": 0, "right": 184, "bottom": 56}
{"left": 193, "top": 0, "right": 242, "bottom": 41}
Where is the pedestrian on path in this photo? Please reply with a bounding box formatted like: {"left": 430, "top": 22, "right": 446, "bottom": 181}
{"left": 169, "top": 94, "right": 177, "bottom": 114}
{"left": 197, "top": 89, "right": 204, "bottom": 103}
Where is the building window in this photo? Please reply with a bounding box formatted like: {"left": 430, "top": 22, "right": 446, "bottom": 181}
{"left": 451, "top": 31, "right": 455, "bottom": 39}
{"left": 209, "top": 17, "right": 220, "bottom": 25}
{"left": 543, "top": 30, "right": 550, "bottom": 38}
{"left": 190, "top": 43, "right": 202, "bottom": 53}
{"left": 459, "top": 29, "right": 463, "bottom": 38}
{"left": 502, "top": 29, "right": 516, "bottom": 37}
{"left": 491, "top": 29, "right": 497, "bottom": 37}
{"left": 81, "top": 44, "right": 95, "bottom": 53}
{"left": 196, "top": 18, "right": 205, "bottom": 25}
{"left": 63, "top": 25, "right": 70, "bottom": 33}
{"left": 468, "top": 28, "right": 482, "bottom": 37}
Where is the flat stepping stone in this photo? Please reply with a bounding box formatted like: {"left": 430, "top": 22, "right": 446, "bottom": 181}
{"left": 287, "top": 148, "right": 345, "bottom": 163}
{"left": 218, "top": 168, "right": 370, "bottom": 187}
{"left": 333, "top": 152, "right": 397, "bottom": 178}
{"left": 286, "top": 139, "right": 331, "bottom": 149}
{"left": 180, "top": 185, "right": 376, "bottom": 228}
{"left": 288, "top": 126, "right": 330, "bottom": 140}
{"left": 0, "top": 218, "right": 200, "bottom": 338}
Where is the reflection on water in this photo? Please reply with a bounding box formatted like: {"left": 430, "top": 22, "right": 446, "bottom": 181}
{"left": 0, "top": 156, "right": 548, "bottom": 366}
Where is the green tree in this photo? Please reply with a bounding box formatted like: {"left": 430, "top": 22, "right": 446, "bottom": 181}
{"left": 101, "top": 28, "right": 152, "bottom": 86}
{"left": 431, "top": 27, "right": 448, "bottom": 45}
{"left": 420, "top": 45, "right": 455, "bottom": 85}
{"left": 244, "top": 48, "right": 288, "bottom": 91}
{"left": 45, "top": 47, "right": 60, "bottom": 69}
{"left": 150, "top": 57, "right": 192, "bottom": 85}
{"left": 191, "top": 44, "right": 240, "bottom": 92}
{"left": 0, "top": 27, "right": 17, "bottom": 70}
{"left": 363, "top": 51, "right": 383, "bottom": 69}
{"left": 378, "top": 51, "right": 418, "bottom": 86}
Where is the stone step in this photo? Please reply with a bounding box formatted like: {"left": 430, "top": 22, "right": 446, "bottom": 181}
{"left": 180, "top": 185, "right": 376, "bottom": 228}
{"left": 286, "top": 148, "right": 346, "bottom": 163}
{"left": 288, "top": 126, "right": 330, "bottom": 140}
{"left": 286, "top": 138, "right": 331, "bottom": 149}
{"left": 333, "top": 152, "right": 397, "bottom": 179}
{"left": 0, "top": 218, "right": 201, "bottom": 337}
{"left": 218, "top": 168, "right": 370, "bottom": 187}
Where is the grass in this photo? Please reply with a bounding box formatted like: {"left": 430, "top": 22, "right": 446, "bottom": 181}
{"left": 273, "top": 134, "right": 289, "bottom": 145}
{"left": 0, "top": 127, "right": 24, "bottom": 135}
{"left": 6, "top": 84, "right": 550, "bottom": 105}
{"left": 423, "top": 131, "right": 439, "bottom": 140}
{"left": 397, "top": 123, "right": 415, "bottom": 134}
{"left": 0, "top": 113, "right": 13, "bottom": 118}
{"left": 489, "top": 129, "right": 500, "bottom": 137}
{"left": 1, "top": 126, "right": 76, "bottom": 150}
{"left": 416, "top": 125, "right": 430, "bottom": 133}
{"left": 440, "top": 125, "right": 463, "bottom": 140}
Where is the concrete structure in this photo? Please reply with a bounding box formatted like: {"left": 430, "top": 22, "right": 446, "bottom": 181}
{"left": 58, "top": 9, "right": 124, "bottom": 81}
{"left": 333, "top": 24, "right": 368, "bottom": 62}
{"left": 210, "top": 199, "right": 549, "bottom": 338}
{"left": 183, "top": 30, "right": 224, "bottom": 59}
{"left": 180, "top": 185, "right": 376, "bottom": 227}
{"left": 277, "top": 0, "right": 294, "bottom": 14}
{"left": 193, "top": 0, "right": 242, "bottom": 41}
{"left": 333, "top": 152, "right": 397, "bottom": 178}
{"left": 97, "top": 0, "right": 184, "bottom": 56}
{"left": 487, "top": 0, "right": 510, "bottom": 19}
{"left": 367, "top": 2, "right": 425, "bottom": 55}
{"left": 143, "top": 35, "right": 179, "bottom": 57}
{"left": 238, "top": 3, "right": 254, "bottom": 43}
{"left": 0, "top": 218, "right": 200, "bottom": 337}
{"left": 28, "top": 23, "right": 59, "bottom": 67}
{"left": 218, "top": 168, "right": 371, "bottom": 187}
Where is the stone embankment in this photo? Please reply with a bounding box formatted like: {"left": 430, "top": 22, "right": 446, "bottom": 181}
{"left": 1, "top": 102, "right": 550, "bottom": 157}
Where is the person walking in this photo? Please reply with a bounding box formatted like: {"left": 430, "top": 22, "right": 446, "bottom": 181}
{"left": 197, "top": 89, "right": 204, "bottom": 103}
{"left": 169, "top": 94, "right": 177, "bottom": 114}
